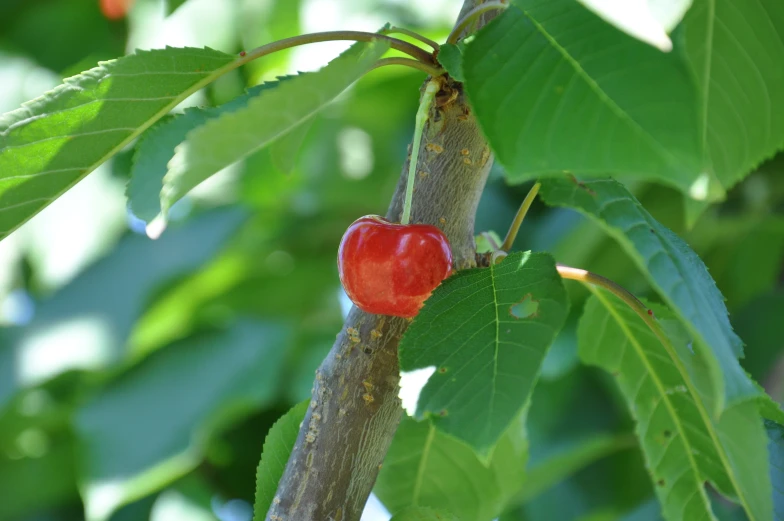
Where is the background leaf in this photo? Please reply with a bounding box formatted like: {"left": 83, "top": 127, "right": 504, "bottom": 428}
{"left": 0, "top": 46, "right": 235, "bottom": 241}
{"left": 161, "top": 41, "right": 389, "bottom": 216}
{"left": 540, "top": 176, "right": 756, "bottom": 412}
{"left": 75, "top": 320, "right": 289, "bottom": 521}
{"left": 375, "top": 415, "right": 527, "bottom": 521}
{"left": 390, "top": 506, "right": 461, "bottom": 521}
{"left": 399, "top": 251, "right": 568, "bottom": 453}
{"left": 252, "top": 400, "right": 308, "bottom": 521}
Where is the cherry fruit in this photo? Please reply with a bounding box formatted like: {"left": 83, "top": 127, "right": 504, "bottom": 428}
{"left": 338, "top": 215, "right": 453, "bottom": 318}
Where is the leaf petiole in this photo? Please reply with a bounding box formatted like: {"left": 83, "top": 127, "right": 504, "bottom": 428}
{"left": 401, "top": 79, "right": 440, "bottom": 225}
{"left": 237, "top": 30, "right": 437, "bottom": 67}
{"left": 370, "top": 57, "right": 444, "bottom": 77}
{"left": 381, "top": 26, "right": 440, "bottom": 51}
{"left": 555, "top": 264, "right": 672, "bottom": 349}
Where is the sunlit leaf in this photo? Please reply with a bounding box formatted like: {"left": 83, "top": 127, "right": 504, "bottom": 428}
{"left": 0, "top": 47, "right": 236, "bottom": 241}
{"left": 252, "top": 400, "right": 309, "bottom": 521}
{"left": 540, "top": 176, "right": 758, "bottom": 412}
{"left": 161, "top": 41, "right": 389, "bottom": 216}
{"left": 128, "top": 79, "right": 289, "bottom": 223}
{"left": 399, "top": 252, "right": 568, "bottom": 453}
{"left": 375, "top": 415, "right": 527, "bottom": 521}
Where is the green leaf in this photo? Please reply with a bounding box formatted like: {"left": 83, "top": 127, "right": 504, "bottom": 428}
{"left": 75, "top": 320, "right": 288, "bottom": 521}
{"left": 464, "top": 0, "right": 784, "bottom": 199}
{"left": 463, "top": 2, "right": 704, "bottom": 196}
{"left": 0, "top": 46, "right": 236, "bottom": 241}
{"left": 764, "top": 420, "right": 784, "bottom": 520}
{"left": 128, "top": 80, "right": 287, "bottom": 223}
{"left": 375, "top": 415, "right": 527, "bottom": 521}
{"left": 161, "top": 40, "right": 389, "bottom": 216}
{"left": 579, "top": 290, "right": 772, "bottom": 521}
{"left": 252, "top": 400, "right": 309, "bottom": 521}
{"left": 437, "top": 43, "right": 465, "bottom": 82}
{"left": 540, "top": 176, "right": 757, "bottom": 412}
{"left": 681, "top": 0, "right": 784, "bottom": 191}
{"left": 399, "top": 251, "right": 568, "bottom": 453}
{"left": 390, "top": 507, "right": 461, "bottom": 521}
{"left": 516, "top": 433, "right": 635, "bottom": 503}
{"left": 578, "top": 0, "right": 693, "bottom": 50}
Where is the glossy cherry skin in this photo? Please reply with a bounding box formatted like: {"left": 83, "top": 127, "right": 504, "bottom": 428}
{"left": 100, "top": 0, "right": 135, "bottom": 19}
{"left": 338, "top": 215, "right": 453, "bottom": 318}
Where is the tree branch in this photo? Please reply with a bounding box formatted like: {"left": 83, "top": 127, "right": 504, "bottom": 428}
{"left": 265, "top": 2, "right": 499, "bottom": 520}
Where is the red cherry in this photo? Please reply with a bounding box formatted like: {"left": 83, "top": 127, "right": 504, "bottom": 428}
{"left": 338, "top": 215, "right": 453, "bottom": 318}
{"left": 100, "top": 0, "right": 135, "bottom": 20}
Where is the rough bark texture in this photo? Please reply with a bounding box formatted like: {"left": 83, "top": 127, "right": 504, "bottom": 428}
{"left": 266, "top": 3, "right": 497, "bottom": 520}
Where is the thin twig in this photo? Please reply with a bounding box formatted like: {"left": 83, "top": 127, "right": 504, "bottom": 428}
{"left": 370, "top": 57, "right": 444, "bottom": 77}
{"left": 238, "top": 30, "right": 437, "bottom": 67}
{"left": 383, "top": 26, "right": 440, "bottom": 50}
{"left": 447, "top": 0, "right": 509, "bottom": 44}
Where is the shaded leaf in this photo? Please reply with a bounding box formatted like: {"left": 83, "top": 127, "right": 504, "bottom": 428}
{"left": 399, "top": 252, "right": 568, "bottom": 453}
{"left": 252, "top": 400, "right": 309, "bottom": 521}
{"left": 76, "top": 320, "right": 289, "bottom": 521}
{"left": 375, "top": 415, "right": 527, "bottom": 521}
{"left": 764, "top": 420, "right": 784, "bottom": 521}
{"left": 161, "top": 41, "right": 389, "bottom": 216}
{"left": 0, "top": 46, "right": 236, "bottom": 241}
{"left": 540, "top": 176, "right": 757, "bottom": 412}
{"left": 681, "top": 0, "right": 784, "bottom": 191}
{"left": 579, "top": 289, "right": 771, "bottom": 521}
{"left": 269, "top": 117, "right": 314, "bottom": 174}
{"left": 516, "top": 433, "right": 635, "bottom": 503}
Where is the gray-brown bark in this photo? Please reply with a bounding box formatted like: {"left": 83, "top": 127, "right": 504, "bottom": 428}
{"left": 266, "top": 3, "right": 498, "bottom": 520}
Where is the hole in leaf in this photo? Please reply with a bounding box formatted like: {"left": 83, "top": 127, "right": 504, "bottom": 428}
{"left": 509, "top": 295, "right": 539, "bottom": 319}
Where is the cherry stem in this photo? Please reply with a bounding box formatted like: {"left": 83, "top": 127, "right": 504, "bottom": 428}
{"left": 237, "top": 30, "right": 437, "bottom": 68}
{"left": 370, "top": 57, "right": 444, "bottom": 77}
{"left": 500, "top": 182, "right": 540, "bottom": 251}
{"left": 555, "top": 264, "right": 672, "bottom": 348}
{"left": 447, "top": 0, "right": 509, "bottom": 44}
{"left": 401, "top": 79, "right": 439, "bottom": 225}
{"left": 382, "top": 26, "right": 440, "bottom": 50}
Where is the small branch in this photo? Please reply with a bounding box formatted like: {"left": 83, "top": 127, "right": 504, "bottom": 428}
{"left": 383, "top": 26, "right": 440, "bottom": 51}
{"left": 238, "top": 30, "right": 437, "bottom": 67}
{"left": 500, "top": 182, "right": 540, "bottom": 251}
{"left": 370, "top": 57, "right": 444, "bottom": 77}
{"left": 447, "top": 0, "right": 509, "bottom": 44}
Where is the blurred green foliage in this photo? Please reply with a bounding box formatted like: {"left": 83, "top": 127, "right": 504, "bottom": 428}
{"left": 0, "top": 1, "right": 782, "bottom": 521}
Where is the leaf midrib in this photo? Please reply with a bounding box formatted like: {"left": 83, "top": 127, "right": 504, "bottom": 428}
{"left": 591, "top": 287, "right": 715, "bottom": 519}
{"left": 412, "top": 423, "right": 436, "bottom": 506}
